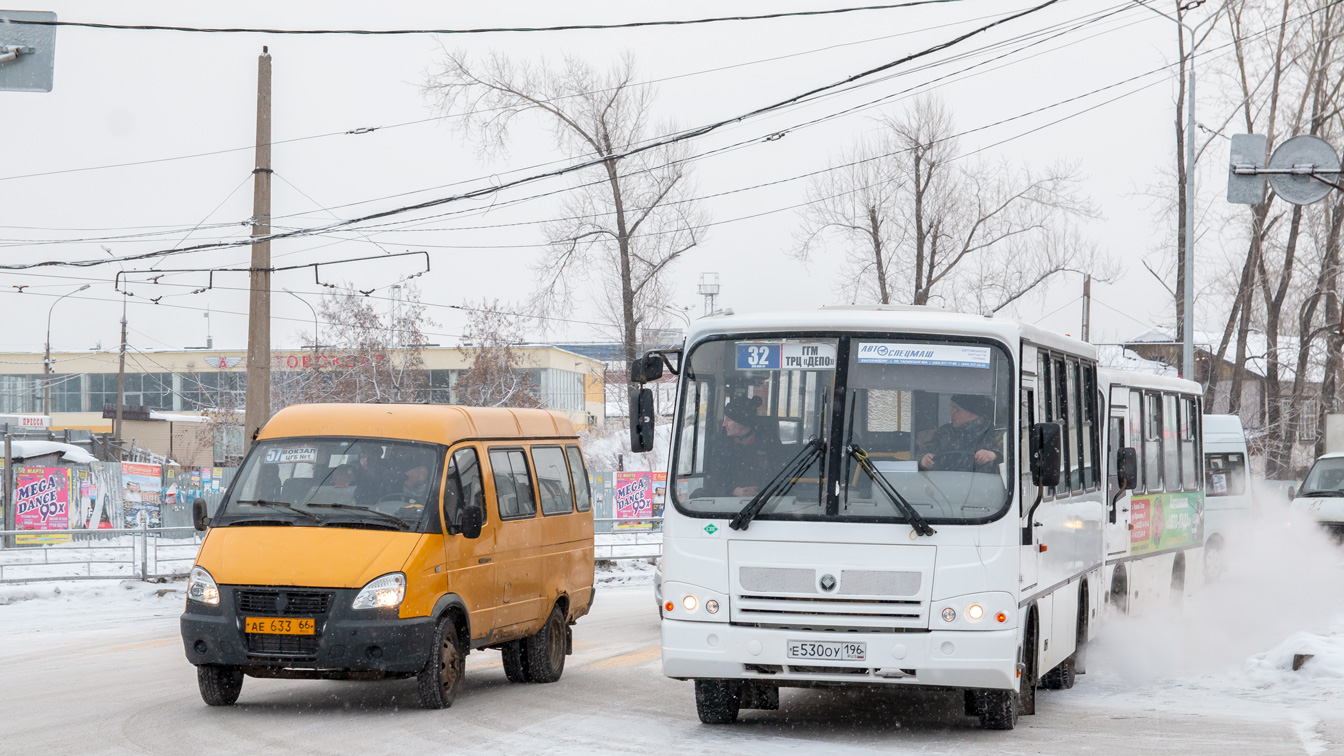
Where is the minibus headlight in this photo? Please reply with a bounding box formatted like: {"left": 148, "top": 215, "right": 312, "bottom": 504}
{"left": 352, "top": 572, "right": 406, "bottom": 610}
{"left": 187, "top": 566, "right": 220, "bottom": 606}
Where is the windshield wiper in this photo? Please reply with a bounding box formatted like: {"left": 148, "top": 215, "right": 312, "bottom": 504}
{"left": 235, "top": 499, "right": 321, "bottom": 524}
{"left": 847, "top": 445, "right": 936, "bottom": 537}
{"left": 729, "top": 437, "right": 825, "bottom": 532}
{"left": 305, "top": 503, "right": 411, "bottom": 530}
{"left": 1302, "top": 490, "right": 1344, "bottom": 497}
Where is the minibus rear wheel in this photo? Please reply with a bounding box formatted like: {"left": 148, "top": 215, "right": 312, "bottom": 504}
{"left": 501, "top": 640, "right": 531, "bottom": 683}
{"left": 522, "top": 605, "right": 567, "bottom": 683}
{"left": 417, "top": 616, "right": 466, "bottom": 709}
{"left": 197, "top": 665, "right": 243, "bottom": 706}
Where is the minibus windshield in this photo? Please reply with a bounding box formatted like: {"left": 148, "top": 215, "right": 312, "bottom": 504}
{"left": 214, "top": 438, "right": 442, "bottom": 531}
{"left": 1300, "top": 456, "right": 1344, "bottom": 497}
{"left": 671, "top": 334, "right": 1013, "bottom": 525}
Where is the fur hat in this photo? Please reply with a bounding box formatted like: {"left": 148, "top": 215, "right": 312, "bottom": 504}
{"left": 724, "top": 395, "right": 764, "bottom": 426}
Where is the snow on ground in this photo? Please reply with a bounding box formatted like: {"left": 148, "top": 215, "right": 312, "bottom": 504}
{"left": 595, "top": 557, "right": 657, "bottom": 588}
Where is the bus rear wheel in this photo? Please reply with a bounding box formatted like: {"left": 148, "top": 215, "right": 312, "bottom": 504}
{"left": 695, "top": 679, "right": 742, "bottom": 724}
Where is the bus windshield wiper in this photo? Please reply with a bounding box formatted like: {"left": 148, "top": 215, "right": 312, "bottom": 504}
{"left": 235, "top": 499, "right": 321, "bottom": 524}
{"left": 847, "top": 445, "right": 936, "bottom": 537}
{"left": 729, "top": 437, "right": 825, "bottom": 532}
{"left": 305, "top": 503, "right": 411, "bottom": 530}
{"left": 1302, "top": 490, "right": 1344, "bottom": 497}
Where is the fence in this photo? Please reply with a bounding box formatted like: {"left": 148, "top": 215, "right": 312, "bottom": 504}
{"left": 593, "top": 517, "right": 662, "bottom": 561}
{"left": 0, "top": 526, "right": 203, "bottom": 583}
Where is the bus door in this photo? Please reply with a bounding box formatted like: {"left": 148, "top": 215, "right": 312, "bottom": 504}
{"left": 1104, "top": 388, "right": 1132, "bottom": 559}
{"left": 1020, "top": 368, "right": 1039, "bottom": 593}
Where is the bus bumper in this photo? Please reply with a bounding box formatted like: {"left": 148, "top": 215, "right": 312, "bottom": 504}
{"left": 661, "top": 619, "right": 1018, "bottom": 690}
{"left": 181, "top": 586, "right": 434, "bottom": 676}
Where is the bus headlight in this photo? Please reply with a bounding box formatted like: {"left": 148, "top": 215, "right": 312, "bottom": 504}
{"left": 941, "top": 607, "right": 956, "bottom": 622}
{"left": 352, "top": 572, "right": 406, "bottom": 610}
{"left": 966, "top": 604, "right": 985, "bottom": 621}
{"left": 705, "top": 599, "right": 720, "bottom": 614}
{"left": 683, "top": 595, "right": 698, "bottom": 612}
{"left": 187, "top": 566, "right": 219, "bottom": 606}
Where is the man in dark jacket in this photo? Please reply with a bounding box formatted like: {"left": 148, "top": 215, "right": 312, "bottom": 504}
{"left": 919, "top": 394, "right": 1003, "bottom": 473}
{"left": 713, "top": 395, "right": 783, "bottom": 497}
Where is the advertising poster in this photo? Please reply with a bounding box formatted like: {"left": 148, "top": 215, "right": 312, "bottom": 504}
{"left": 212, "top": 467, "right": 223, "bottom": 493}
{"left": 613, "top": 471, "right": 666, "bottom": 529}
{"left": 85, "top": 461, "right": 123, "bottom": 529}
{"left": 121, "top": 462, "right": 163, "bottom": 528}
{"left": 1130, "top": 492, "right": 1204, "bottom": 555}
{"left": 15, "top": 466, "right": 72, "bottom": 544}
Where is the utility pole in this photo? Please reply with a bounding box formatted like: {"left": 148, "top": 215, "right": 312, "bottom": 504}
{"left": 1081, "top": 274, "right": 1092, "bottom": 343}
{"left": 243, "top": 46, "right": 272, "bottom": 453}
{"left": 114, "top": 297, "right": 127, "bottom": 455}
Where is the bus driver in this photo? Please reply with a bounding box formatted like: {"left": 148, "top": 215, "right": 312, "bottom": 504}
{"left": 919, "top": 394, "right": 1003, "bottom": 473}
{"left": 715, "top": 396, "right": 782, "bottom": 497}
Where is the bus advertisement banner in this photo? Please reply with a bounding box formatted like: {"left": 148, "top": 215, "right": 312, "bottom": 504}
{"left": 1129, "top": 492, "right": 1204, "bottom": 555}
{"left": 15, "top": 466, "right": 72, "bottom": 545}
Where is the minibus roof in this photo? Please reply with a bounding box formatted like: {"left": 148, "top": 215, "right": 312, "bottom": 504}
{"left": 683, "top": 306, "right": 1095, "bottom": 358}
{"left": 1202, "top": 414, "right": 1247, "bottom": 448}
{"left": 258, "top": 404, "right": 578, "bottom": 446}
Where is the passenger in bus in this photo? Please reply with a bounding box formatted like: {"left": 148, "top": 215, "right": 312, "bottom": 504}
{"left": 919, "top": 394, "right": 1003, "bottom": 473}
{"left": 713, "top": 395, "right": 784, "bottom": 497}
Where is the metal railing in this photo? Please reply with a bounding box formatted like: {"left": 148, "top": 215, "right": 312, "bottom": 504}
{"left": 0, "top": 526, "right": 203, "bottom": 583}
{"left": 593, "top": 517, "right": 663, "bottom": 561}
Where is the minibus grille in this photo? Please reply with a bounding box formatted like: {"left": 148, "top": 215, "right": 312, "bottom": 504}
{"left": 246, "top": 633, "right": 320, "bottom": 659}
{"left": 236, "top": 589, "right": 333, "bottom": 616}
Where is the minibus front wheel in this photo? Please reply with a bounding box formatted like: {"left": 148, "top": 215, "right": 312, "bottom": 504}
{"left": 197, "top": 665, "right": 243, "bottom": 706}
{"left": 417, "top": 615, "right": 466, "bottom": 709}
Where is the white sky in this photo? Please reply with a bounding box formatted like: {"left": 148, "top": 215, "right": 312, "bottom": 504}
{"left": 0, "top": 0, "right": 1233, "bottom": 356}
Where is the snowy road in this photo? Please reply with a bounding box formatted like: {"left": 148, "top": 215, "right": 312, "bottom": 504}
{"left": 3, "top": 576, "right": 1343, "bottom": 755}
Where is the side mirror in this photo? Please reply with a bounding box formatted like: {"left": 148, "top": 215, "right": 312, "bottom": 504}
{"left": 629, "top": 353, "right": 664, "bottom": 384}
{"left": 1030, "top": 422, "right": 1062, "bottom": 488}
{"left": 1288, "top": 485, "right": 1297, "bottom": 500}
{"left": 630, "top": 388, "right": 656, "bottom": 453}
{"left": 461, "top": 497, "right": 484, "bottom": 539}
{"left": 192, "top": 497, "right": 210, "bottom": 531}
{"left": 1116, "top": 447, "right": 1138, "bottom": 491}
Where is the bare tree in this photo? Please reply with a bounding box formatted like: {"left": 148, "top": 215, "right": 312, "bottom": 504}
{"left": 425, "top": 51, "right": 707, "bottom": 401}
{"left": 452, "top": 301, "right": 544, "bottom": 409}
{"left": 793, "top": 94, "right": 1099, "bottom": 313}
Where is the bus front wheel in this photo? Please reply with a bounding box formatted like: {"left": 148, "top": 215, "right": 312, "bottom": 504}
{"left": 977, "top": 689, "right": 1018, "bottom": 730}
{"left": 695, "top": 679, "right": 742, "bottom": 724}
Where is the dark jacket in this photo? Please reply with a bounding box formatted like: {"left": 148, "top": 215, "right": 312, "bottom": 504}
{"left": 921, "top": 417, "right": 1003, "bottom": 472}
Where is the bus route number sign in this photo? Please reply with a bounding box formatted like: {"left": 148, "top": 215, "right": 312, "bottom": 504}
{"left": 737, "top": 343, "right": 836, "bottom": 371}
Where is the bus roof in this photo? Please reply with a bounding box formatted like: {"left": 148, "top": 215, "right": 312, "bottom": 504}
{"left": 1097, "top": 366, "right": 1201, "bottom": 396}
{"left": 258, "top": 404, "right": 578, "bottom": 446}
{"left": 684, "top": 306, "right": 1096, "bottom": 358}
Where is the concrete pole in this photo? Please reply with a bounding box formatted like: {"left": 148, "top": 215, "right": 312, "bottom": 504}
{"left": 1182, "top": 43, "right": 1197, "bottom": 380}
{"left": 1081, "top": 274, "right": 1092, "bottom": 343}
{"left": 243, "top": 47, "right": 273, "bottom": 453}
{"left": 115, "top": 308, "right": 127, "bottom": 455}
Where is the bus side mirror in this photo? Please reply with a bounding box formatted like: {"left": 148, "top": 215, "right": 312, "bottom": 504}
{"left": 1116, "top": 447, "right": 1138, "bottom": 491}
{"left": 461, "top": 495, "right": 484, "bottom": 539}
{"left": 630, "top": 388, "right": 656, "bottom": 453}
{"left": 192, "top": 498, "right": 210, "bottom": 531}
{"left": 630, "top": 353, "right": 664, "bottom": 384}
{"left": 1030, "top": 422, "right": 1062, "bottom": 488}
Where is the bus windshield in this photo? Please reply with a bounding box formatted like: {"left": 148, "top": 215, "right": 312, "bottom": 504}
{"left": 671, "top": 335, "right": 1013, "bottom": 524}
{"left": 214, "top": 437, "right": 442, "bottom": 531}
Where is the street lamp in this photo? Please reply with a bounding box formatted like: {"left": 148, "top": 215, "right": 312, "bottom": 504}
{"left": 283, "top": 288, "right": 319, "bottom": 350}
{"left": 1131, "top": 0, "right": 1222, "bottom": 380}
{"left": 44, "top": 284, "right": 90, "bottom": 414}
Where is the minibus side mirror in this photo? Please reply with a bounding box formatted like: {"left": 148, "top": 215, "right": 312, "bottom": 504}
{"left": 630, "top": 353, "right": 664, "bottom": 384}
{"left": 1116, "top": 447, "right": 1138, "bottom": 491}
{"left": 1288, "top": 485, "right": 1297, "bottom": 500}
{"left": 1030, "top": 422, "right": 1062, "bottom": 488}
{"left": 192, "top": 498, "right": 210, "bottom": 531}
{"left": 461, "top": 497, "right": 484, "bottom": 540}
{"left": 630, "top": 387, "right": 656, "bottom": 453}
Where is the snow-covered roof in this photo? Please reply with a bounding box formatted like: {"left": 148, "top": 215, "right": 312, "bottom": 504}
{"left": 9, "top": 440, "right": 98, "bottom": 465}
{"left": 148, "top": 411, "right": 207, "bottom": 423}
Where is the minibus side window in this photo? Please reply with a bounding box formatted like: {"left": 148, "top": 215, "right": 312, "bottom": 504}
{"left": 566, "top": 445, "right": 592, "bottom": 512}
{"left": 532, "top": 446, "right": 574, "bottom": 516}
{"left": 446, "top": 448, "right": 484, "bottom": 532}
{"left": 489, "top": 449, "right": 537, "bottom": 520}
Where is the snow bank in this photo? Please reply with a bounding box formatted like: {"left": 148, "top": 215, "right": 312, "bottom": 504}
{"left": 0, "top": 577, "right": 183, "bottom": 607}
{"left": 595, "top": 558, "right": 656, "bottom": 588}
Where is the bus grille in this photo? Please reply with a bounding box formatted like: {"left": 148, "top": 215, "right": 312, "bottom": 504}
{"left": 236, "top": 589, "right": 333, "bottom": 616}
{"left": 733, "top": 594, "right": 925, "bottom": 630}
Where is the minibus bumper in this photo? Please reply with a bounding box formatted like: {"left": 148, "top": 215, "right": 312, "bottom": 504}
{"left": 661, "top": 619, "right": 1018, "bottom": 690}
{"left": 181, "top": 585, "right": 434, "bottom": 675}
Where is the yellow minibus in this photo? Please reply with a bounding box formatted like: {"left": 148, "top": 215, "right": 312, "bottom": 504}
{"left": 180, "top": 404, "right": 595, "bottom": 708}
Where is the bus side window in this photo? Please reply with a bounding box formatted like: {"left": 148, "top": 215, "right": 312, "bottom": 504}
{"left": 1055, "top": 357, "right": 1070, "bottom": 496}
{"left": 1162, "top": 393, "right": 1180, "bottom": 491}
{"left": 447, "top": 447, "right": 484, "bottom": 532}
{"left": 1180, "top": 397, "right": 1198, "bottom": 490}
{"left": 1082, "top": 365, "right": 1097, "bottom": 490}
{"left": 531, "top": 446, "right": 574, "bottom": 516}
{"left": 1144, "top": 393, "right": 1163, "bottom": 491}
{"left": 1128, "top": 390, "right": 1144, "bottom": 491}
{"left": 1039, "top": 354, "right": 1055, "bottom": 499}
{"left": 1066, "top": 358, "right": 1082, "bottom": 493}
{"left": 566, "top": 445, "right": 592, "bottom": 512}
{"left": 1108, "top": 416, "right": 1124, "bottom": 487}
{"left": 489, "top": 448, "right": 536, "bottom": 520}
{"left": 1020, "top": 387, "right": 1035, "bottom": 505}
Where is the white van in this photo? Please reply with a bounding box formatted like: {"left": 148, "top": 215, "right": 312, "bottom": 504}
{"left": 1202, "top": 415, "right": 1253, "bottom": 579}
{"left": 1291, "top": 452, "right": 1344, "bottom": 541}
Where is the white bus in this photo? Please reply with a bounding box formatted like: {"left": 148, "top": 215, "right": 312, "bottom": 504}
{"left": 629, "top": 306, "right": 1122, "bottom": 730}
{"left": 1201, "top": 414, "right": 1251, "bottom": 580}
{"left": 1098, "top": 370, "right": 1206, "bottom": 614}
